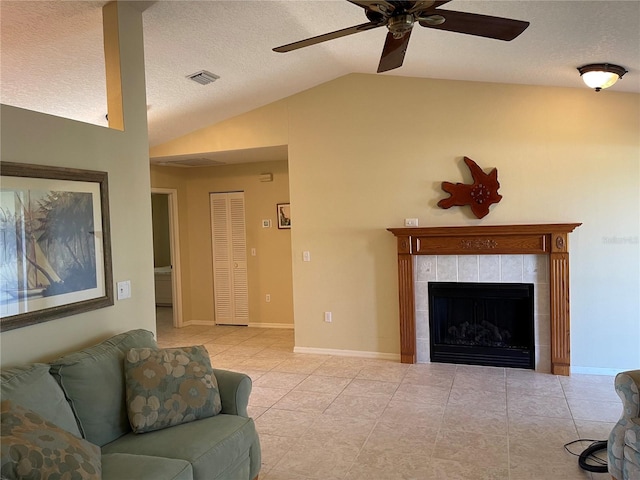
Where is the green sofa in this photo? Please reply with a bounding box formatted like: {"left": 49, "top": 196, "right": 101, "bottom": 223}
{"left": 1, "top": 329, "right": 261, "bottom": 480}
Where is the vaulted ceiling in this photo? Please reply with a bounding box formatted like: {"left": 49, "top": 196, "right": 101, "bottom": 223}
{"left": 2, "top": 1, "right": 638, "bottom": 148}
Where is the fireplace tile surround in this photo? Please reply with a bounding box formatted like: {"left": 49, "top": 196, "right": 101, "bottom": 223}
{"left": 414, "top": 254, "right": 550, "bottom": 372}
{"left": 388, "top": 224, "right": 581, "bottom": 376}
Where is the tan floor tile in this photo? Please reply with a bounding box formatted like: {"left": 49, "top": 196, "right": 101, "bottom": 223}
{"left": 507, "top": 391, "right": 572, "bottom": 418}
{"left": 567, "top": 397, "right": 622, "bottom": 422}
{"left": 356, "top": 363, "right": 410, "bottom": 383}
{"left": 392, "top": 382, "right": 451, "bottom": 406}
{"left": 323, "top": 393, "right": 391, "bottom": 420}
{"left": 346, "top": 452, "right": 435, "bottom": 480}
{"left": 508, "top": 414, "right": 579, "bottom": 451}
{"left": 361, "top": 422, "right": 438, "bottom": 457}
{"left": 258, "top": 433, "right": 298, "bottom": 474}
{"left": 379, "top": 399, "right": 445, "bottom": 429}
{"left": 253, "top": 371, "right": 307, "bottom": 390}
{"left": 249, "top": 386, "right": 290, "bottom": 408}
{"left": 271, "top": 357, "right": 328, "bottom": 374}
{"left": 443, "top": 404, "right": 508, "bottom": 436}
{"left": 254, "top": 408, "right": 318, "bottom": 438}
{"left": 433, "top": 430, "right": 508, "bottom": 468}
{"left": 574, "top": 419, "right": 616, "bottom": 440}
{"left": 273, "top": 389, "right": 338, "bottom": 413}
{"left": 428, "top": 458, "right": 509, "bottom": 480}
{"left": 293, "top": 374, "right": 351, "bottom": 395}
{"left": 271, "top": 436, "right": 361, "bottom": 480}
{"left": 311, "top": 363, "right": 363, "bottom": 378}
{"left": 341, "top": 378, "right": 399, "bottom": 398}
{"left": 303, "top": 415, "right": 376, "bottom": 449}
{"left": 448, "top": 386, "right": 507, "bottom": 413}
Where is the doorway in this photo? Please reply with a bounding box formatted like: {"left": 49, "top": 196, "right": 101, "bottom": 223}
{"left": 151, "top": 188, "right": 183, "bottom": 328}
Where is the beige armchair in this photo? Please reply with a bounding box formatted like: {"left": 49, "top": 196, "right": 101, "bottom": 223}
{"left": 608, "top": 370, "right": 640, "bottom": 480}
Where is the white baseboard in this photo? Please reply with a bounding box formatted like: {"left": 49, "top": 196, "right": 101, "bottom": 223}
{"left": 293, "top": 346, "right": 400, "bottom": 362}
{"left": 570, "top": 366, "right": 625, "bottom": 376}
{"left": 248, "top": 323, "right": 294, "bottom": 329}
{"left": 181, "top": 320, "right": 215, "bottom": 327}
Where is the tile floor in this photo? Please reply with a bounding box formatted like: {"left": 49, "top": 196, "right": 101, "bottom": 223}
{"left": 155, "top": 307, "right": 619, "bottom": 480}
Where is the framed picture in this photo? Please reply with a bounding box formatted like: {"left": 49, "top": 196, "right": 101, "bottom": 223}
{"left": 0, "top": 162, "right": 113, "bottom": 331}
{"left": 277, "top": 203, "right": 291, "bottom": 229}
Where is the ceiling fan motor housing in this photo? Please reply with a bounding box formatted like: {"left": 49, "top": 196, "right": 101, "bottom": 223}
{"left": 388, "top": 14, "right": 414, "bottom": 38}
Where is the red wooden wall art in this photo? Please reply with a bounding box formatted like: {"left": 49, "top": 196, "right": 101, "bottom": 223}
{"left": 437, "top": 157, "right": 502, "bottom": 219}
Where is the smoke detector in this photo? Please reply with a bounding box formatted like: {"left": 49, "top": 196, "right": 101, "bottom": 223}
{"left": 187, "top": 70, "right": 220, "bottom": 85}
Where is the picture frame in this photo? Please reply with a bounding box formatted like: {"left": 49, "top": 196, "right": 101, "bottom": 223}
{"left": 0, "top": 162, "right": 113, "bottom": 331}
{"left": 277, "top": 203, "right": 291, "bottom": 229}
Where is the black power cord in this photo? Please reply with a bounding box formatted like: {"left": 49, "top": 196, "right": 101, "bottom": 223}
{"left": 564, "top": 439, "right": 608, "bottom": 473}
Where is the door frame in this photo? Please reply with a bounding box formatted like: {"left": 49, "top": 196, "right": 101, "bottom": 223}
{"left": 151, "top": 188, "right": 183, "bottom": 328}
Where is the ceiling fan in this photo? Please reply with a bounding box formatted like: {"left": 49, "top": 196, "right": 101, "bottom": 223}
{"left": 273, "top": 0, "right": 530, "bottom": 73}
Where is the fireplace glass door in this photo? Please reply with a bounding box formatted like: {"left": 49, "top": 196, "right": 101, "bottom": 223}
{"left": 428, "top": 282, "right": 535, "bottom": 369}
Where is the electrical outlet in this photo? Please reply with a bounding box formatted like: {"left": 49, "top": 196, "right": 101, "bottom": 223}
{"left": 266, "top": 294, "right": 271, "bottom": 303}
{"left": 303, "top": 251, "right": 311, "bottom": 262}
{"left": 405, "top": 218, "right": 419, "bottom": 227}
{"left": 324, "top": 312, "right": 332, "bottom": 323}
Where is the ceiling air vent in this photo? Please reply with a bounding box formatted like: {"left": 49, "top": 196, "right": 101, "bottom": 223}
{"left": 187, "top": 70, "right": 220, "bottom": 85}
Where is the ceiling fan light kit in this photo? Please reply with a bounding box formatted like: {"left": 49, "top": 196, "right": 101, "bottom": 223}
{"left": 577, "top": 63, "right": 627, "bottom": 92}
{"left": 273, "top": 0, "right": 530, "bottom": 74}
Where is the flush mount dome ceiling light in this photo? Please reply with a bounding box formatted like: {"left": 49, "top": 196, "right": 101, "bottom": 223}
{"left": 577, "top": 63, "right": 628, "bottom": 92}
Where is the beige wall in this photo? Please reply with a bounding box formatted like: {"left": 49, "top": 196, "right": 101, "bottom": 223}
{"left": 0, "top": 3, "right": 154, "bottom": 367}
{"left": 150, "top": 160, "right": 293, "bottom": 327}
{"left": 153, "top": 73, "right": 639, "bottom": 374}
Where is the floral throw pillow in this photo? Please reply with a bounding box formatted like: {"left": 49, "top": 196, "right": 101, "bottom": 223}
{"left": 0, "top": 400, "right": 101, "bottom": 480}
{"left": 124, "top": 345, "right": 222, "bottom": 434}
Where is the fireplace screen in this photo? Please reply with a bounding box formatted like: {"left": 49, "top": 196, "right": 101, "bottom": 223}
{"left": 428, "top": 282, "right": 535, "bottom": 369}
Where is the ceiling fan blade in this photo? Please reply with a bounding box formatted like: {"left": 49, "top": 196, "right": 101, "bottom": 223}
{"left": 377, "top": 29, "right": 412, "bottom": 73}
{"left": 419, "top": 9, "right": 529, "bottom": 41}
{"left": 273, "top": 21, "right": 383, "bottom": 53}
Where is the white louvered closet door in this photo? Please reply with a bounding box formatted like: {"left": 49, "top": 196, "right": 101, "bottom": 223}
{"left": 210, "top": 192, "right": 249, "bottom": 325}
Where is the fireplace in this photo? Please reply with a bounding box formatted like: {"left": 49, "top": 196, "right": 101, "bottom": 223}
{"left": 429, "top": 282, "right": 535, "bottom": 369}
{"left": 388, "top": 223, "right": 581, "bottom": 375}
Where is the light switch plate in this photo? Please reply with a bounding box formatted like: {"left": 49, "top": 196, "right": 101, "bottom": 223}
{"left": 117, "top": 280, "right": 131, "bottom": 300}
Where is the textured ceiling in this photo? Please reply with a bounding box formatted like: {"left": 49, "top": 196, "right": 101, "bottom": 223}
{"left": 1, "top": 1, "right": 639, "bottom": 149}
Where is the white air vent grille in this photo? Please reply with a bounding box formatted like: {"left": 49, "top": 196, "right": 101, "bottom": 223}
{"left": 187, "top": 70, "right": 220, "bottom": 85}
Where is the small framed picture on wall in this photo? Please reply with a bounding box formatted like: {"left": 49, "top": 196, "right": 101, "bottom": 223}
{"left": 277, "top": 203, "right": 291, "bottom": 229}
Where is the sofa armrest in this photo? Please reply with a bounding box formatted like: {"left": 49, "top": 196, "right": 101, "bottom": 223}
{"left": 213, "top": 368, "right": 252, "bottom": 417}
{"left": 608, "top": 370, "right": 640, "bottom": 479}
{"left": 617, "top": 371, "right": 640, "bottom": 418}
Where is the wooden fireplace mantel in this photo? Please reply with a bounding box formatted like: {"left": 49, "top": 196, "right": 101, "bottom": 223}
{"left": 388, "top": 223, "right": 581, "bottom": 376}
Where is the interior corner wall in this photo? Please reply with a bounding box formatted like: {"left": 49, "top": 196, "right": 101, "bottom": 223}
{"left": 285, "top": 74, "right": 639, "bottom": 374}
{"left": 150, "top": 160, "right": 293, "bottom": 327}
{"left": 0, "top": 2, "right": 154, "bottom": 367}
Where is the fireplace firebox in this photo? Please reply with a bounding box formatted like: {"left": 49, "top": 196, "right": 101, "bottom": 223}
{"left": 429, "top": 282, "right": 535, "bottom": 369}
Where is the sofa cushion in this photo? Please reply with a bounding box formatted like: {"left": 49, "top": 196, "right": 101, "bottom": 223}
{"left": 0, "top": 401, "right": 101, "bottom": 480}
{"left": 102, "top": 414, "right": 258, "bottom": 480}
{"left": 49, "top": 329, "right": 157, "bottom": 446}
{"left": 124, "top": 346, "right": 222, "bottom": 433}
{"left": 0, "top": 363, "right": 81, "bottom": 437}
{"left": 102, "top": 453, "right": 193, "bottom": 480}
